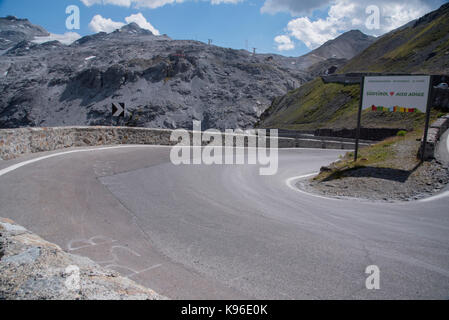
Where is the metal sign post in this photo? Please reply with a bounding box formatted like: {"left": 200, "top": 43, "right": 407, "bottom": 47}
{"left": 420, "top": 75, "right": 434, "bottom": 162}
{"left": 112, "top": 102, "right": 125, "bottom": 127}
{"left": 354, "top": 76, "right": 365, "bottom": 162}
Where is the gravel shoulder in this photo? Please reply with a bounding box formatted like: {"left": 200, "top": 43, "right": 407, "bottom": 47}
{"left": 298, "top": 131, "right": 449, "bottom": 202}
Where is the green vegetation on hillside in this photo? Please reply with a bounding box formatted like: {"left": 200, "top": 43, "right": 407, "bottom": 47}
{"left": 257, "top": 3, "right": 449, "bottom": 132}
{"left": 341, "top": 3, "right": 449, "bottom": 73}
{"left": 258, "top": 78, "right": 429, "bottom": 131}
{"left": 313, "top": 108, "right": 444, "bottom": 182}
{"left": 258, "top": 78, "right": 358, "bottom": 130}
{"left": 313, "top": 130, "right": 423, "bottom": 182}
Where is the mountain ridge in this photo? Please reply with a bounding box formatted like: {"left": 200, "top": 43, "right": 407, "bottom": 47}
{"left": 295, "top": 29, "right": 376, "bottom": 73}
{"left": 340, "top": 2, "right": 449, "bottom": 73}
{"left": 257, "top": 3, "right": 449, "bottom": 131}
{"left": 0, "top": 16, "right": 49, "bottom": 50}
{"left": 0, "top": 17, "right": 376, "bottom": 130}
{"left": 0, "top": 19, "right": 308, "bottom": 130}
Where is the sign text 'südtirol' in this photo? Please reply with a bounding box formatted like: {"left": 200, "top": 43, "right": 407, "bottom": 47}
{"left": 362, "top": 75, "right": 431, "bottom": 112}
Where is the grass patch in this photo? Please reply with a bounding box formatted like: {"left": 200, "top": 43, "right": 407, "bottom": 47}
{"left": 259, "top": 78, "right": 438, "bottom": 131}
{"left": 259, "top": 78, "right": 363, "bottom": 130}
{"left": 313, "top": 129, "right": 426, "bottom": 182}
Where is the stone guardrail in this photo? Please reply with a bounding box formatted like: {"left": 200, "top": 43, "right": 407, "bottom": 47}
{"left": 0, "top": 126, "right": 368, "bottom": 161}
{"left": 419, "top": 115, "right": 449, "bottom": 160}
{"left": 315, "top": 127, "right": 406, "bottom": 141}
{"left": 269, "top": 128, "right": 376, "bottom": 144}
{"left": 321, "top": 75, "right": 362, "bottom": 84}
{"left": 0, "top": 126, "right": 176, "bottom": 160}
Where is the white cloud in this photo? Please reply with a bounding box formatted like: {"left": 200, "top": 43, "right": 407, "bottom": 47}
{"left": 81, "top": 0, "right": 134, "bottom": 6}
{"left": 381, "top": 2, "right": 430, "bottom": 30}
{"left": 286, "top": 17, "right": 338, "bottom": 49}
{"left": 89, "top": 14, "right": 125, "bottom": 33}
{"left": 104, "top": 0, "right": 133, "bottom": 6}
{"left": 80, "top": 0, "right": 102, "bottom": 6}
{"left": 132, "top": 0, "right": 183, "bottom": 9}
{"left": 274, "top": 0, "right": 434, "bottom": 50}
{"left": 32, "top": 32, "right": 82, "bottom": 45}
{"left": 274, "top": 35, "right": 294, "bottom": 51}
{"left": 88, "top": 13, "right": 160, "bottom": 34}
{"left": 125, "top": 12, "right": 160, "bottom": 35}
{"left": 211, "top": 0, "right": 243, "bottom": 4}
{"left": 81, "top": 0, "right": 241, "bottom": 9}
{"left": 261, "top": 0, "right": 330, "bottom": 15}
{"left": 81, "top": 0, "right": 183, "bottom": 9}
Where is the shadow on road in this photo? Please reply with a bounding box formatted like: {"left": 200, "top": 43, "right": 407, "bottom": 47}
{"left": 322, "top": 162, "right": 422, "bottom": 183}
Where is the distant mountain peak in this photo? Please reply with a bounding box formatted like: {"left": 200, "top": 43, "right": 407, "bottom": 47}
{"left": 115, "top": 22, "right": 153, "bottom": 35}
{"left": 295, "top": 29, "right": 376, "bottom": 72}
{"left": 326, "top": 30, "right": 375, "bottom": 44}
{"left": 0, "top": 17, "right": 307, "bottom": 130}
{"left": 314, "top": 30, "right": 375, "bottom": 56}
{"left": 5, "top": 16, "right": 22, "bottom": 21}
{"left": 0, "top": 16, "right": 49, "bottom": 50}
{"left": 341, "top": 1, "right": 449, "bottom": 74}
{"left": 342, "top": 29, "right": 367, "bottom": 35}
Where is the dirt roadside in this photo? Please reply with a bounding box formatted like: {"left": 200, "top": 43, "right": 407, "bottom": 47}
{"left": 299, "top": 129, "right": 449, "bottom": 202}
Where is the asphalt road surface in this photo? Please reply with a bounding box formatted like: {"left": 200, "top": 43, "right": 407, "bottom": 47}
{"left": 0, "top": 146, "right": 448, "bottom": 299}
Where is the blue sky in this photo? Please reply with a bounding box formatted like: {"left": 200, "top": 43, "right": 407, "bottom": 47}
{"left": 0, "top": 0, "right": 446, "bottom": 56}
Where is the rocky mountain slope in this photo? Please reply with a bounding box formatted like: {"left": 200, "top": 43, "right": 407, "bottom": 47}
{"left": 0, "top": 16, "right": 49, "bottom": 50}
{"left": 257, "top": 3, "right": 449, "bottom": 131}
{"left": 0, "top": 19, "right": 311, "bottom": 130}
{"left": 0, "top": 16, "right": 377, "bottom": 131}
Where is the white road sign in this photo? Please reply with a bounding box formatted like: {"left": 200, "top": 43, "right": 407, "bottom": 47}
{"left": 362, "top": 75, "right": 431, "bottom": 113}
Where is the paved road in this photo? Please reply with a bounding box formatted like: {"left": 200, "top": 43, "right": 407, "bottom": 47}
{"left": 0, "top": 146, "right": 448, "bottom": 299}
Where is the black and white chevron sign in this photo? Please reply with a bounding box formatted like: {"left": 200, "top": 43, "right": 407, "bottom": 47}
{"left": 112, "top": 102, "right": 125, "bottom": 118}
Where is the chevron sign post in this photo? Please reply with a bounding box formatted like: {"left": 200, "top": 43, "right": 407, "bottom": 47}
{"left": 112, "top": 102, "right": 125, "bottom": 118}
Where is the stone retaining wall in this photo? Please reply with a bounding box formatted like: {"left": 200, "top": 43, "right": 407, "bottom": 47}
{"left": 0, "top": 127, "right": 176, "bottom": 160}
{"left": 0, "top": 126, "right": 367, "bottom": 161}
{"left": 321, "top": 75, "right": 362, "bottom": 84}
{"left": 271, "top": 128, "right": 375, "bottom": 144}
{"left": 420, "top": 115, "right": 449, "bottom": 160}
{"left": 315, "top": 127, "right": 405, "bottom": 141}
